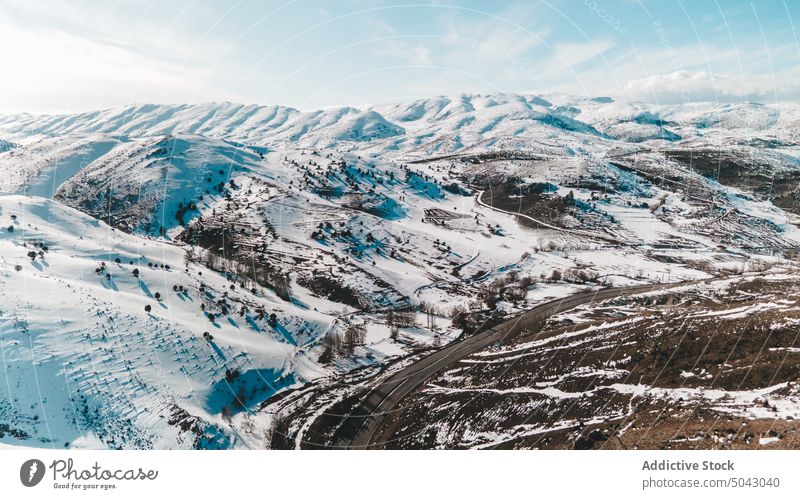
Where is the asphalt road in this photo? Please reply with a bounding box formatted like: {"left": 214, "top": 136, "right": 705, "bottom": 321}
{"left": 331, "top": 280, "right": 689, "bottom": 449}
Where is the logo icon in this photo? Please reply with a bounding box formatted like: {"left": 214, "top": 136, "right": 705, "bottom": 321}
{"left": 20, "top": 459, "right": 45, "bottom": 487}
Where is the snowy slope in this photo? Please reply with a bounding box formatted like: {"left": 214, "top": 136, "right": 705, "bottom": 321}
{"left": 0, "top": 195, "right": 338, "bottom": 448}
{"left": 53, "top": 134, "right": 263, "bottom": 235}
{"left": 0, "top": 103, "right": 403, "bottom": 147}
{"left": 0, "top": 103, "right": 296, "bottom": 144}
{"left": 0, "top": 134, "right": 123, "bottom": 197}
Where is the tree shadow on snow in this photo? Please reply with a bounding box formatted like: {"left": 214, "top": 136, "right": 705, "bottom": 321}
{"left": 204, "top": 369, "right": 295, "bottom": 416}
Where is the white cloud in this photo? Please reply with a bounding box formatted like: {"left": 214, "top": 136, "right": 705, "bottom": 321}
{"left": 624, "top": 69, "right": 799, "bottom": 104}
{"left": 0, "top": 0, "right": 243, "bottom": 113}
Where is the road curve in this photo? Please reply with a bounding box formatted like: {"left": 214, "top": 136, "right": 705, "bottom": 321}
{"left": 329, "top": 281, "right": 691, "bottom": 449}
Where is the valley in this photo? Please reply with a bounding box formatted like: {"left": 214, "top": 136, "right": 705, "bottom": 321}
{"left": 0, "top": 93, "right": 799, "bottom": 448}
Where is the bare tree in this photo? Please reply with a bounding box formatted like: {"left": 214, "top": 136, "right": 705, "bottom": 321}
{"left": 393, "top": 310, "right": 416, "bottom": 328}
{"left": 342, "top": 324, "right": 367, "bottom": 355}
{"left": 386, "top": 309, "right": 400, "bottom": 341}
{"left": 319, "top": 331, "right": 342, "bottom": 363}
{"left": 421, "top": 302, "right": 437, "bottom": 330}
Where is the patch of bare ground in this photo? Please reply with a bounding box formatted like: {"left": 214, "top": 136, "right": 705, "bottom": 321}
{"left": 665, "top": 149, "right": 800, "bottom": 216}
{"left": 379, "top": 276, "right": 800, "bottom": 449}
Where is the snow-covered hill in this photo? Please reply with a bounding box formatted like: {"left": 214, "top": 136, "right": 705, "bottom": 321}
{"left": 0, "top": 103, "right": 405, "bottom": 148}
{"left": 0, "top": 134, "right": 123, "bottom": 197}
{"left": 0, "top": 195, "right": 331, "bottom": 448}
{"left": 54, "top": 134, "right": 263, "bottom": 235}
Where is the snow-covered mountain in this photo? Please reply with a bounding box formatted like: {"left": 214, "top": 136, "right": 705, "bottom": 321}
{"left": 1, "top": 92, "right": 800, "bottom": 449}
{"left": 2, "top": 94, "right": 797, "bottom": 152}
{"left": 0, "top": 103, "right": 404, "bottom": 148}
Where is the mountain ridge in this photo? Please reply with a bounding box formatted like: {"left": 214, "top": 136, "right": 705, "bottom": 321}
{"left": 3, "top": 93, "right": 796, "bottom": 152}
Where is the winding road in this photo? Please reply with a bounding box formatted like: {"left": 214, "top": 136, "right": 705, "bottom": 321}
{"left": 328, "top": 280, "right": 692, "bottom": 449}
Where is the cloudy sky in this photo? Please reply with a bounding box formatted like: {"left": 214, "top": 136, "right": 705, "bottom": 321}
{"left": 1, "top": 0, "right": 798, "bottom": 114}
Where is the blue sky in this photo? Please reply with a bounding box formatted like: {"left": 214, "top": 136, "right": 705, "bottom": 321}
{"left": 1, "top": 0, "right": 799, "bottom": 113}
